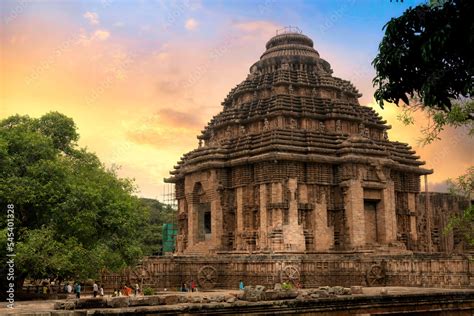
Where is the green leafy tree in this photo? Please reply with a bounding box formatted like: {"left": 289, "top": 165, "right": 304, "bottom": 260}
{"left": 139, "top": 198, "right": 176, "bottom": 256}
{"left": 444, "top": 167, "right": 474, "bottom": 246}
{"left": 0, "top": 112, "right": 147, "bottom": 286}
{"left": 373, "top": 0, "right": 473, "bottom": 114}
{"left": 373, "top": 0, "right": 473, "bottom": 244}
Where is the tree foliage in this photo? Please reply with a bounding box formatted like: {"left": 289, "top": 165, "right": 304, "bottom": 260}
{"left": 139, "top": 198, "right": 176, "bottom": 256}
{"left": 0, "top": 112, "right": 148, "bottom": 283}
{"left": 444, "top": 167, "right": 474, "bottom": 246}
{"left": 373, "top": 0, "right": 474, "bottom": 116}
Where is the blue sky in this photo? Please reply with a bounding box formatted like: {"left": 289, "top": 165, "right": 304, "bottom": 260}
{"left": 4, "top": 0, "right": 471, "bottom": 198}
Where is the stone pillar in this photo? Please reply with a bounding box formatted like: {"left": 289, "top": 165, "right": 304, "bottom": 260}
{"left": 211, "top": 196, "right": 223, "bottom": 250}
{"left": 424, "top": 175, "right": 432, "bottom": 252}
{"left": 344, "top": 179, "right": 365, "bottom": 248}
{"left": 186, "top": 197, "right": 195, "bottom": 248}
{"left": 380, "top": 180, "right": 397, "bottom": 244}
{"left": 236, "top": 186, "right": 244, "bottom": 250}
{"left": 407, "top": 192, "right": 418, "bottom": 242}
{"left": 283, "top": 178, "right": 306, "bottom": 251}
{"left": 313, "top": 191, "right": 333, "bottom": 250}
{"left": 271, "top": 182, "right": 283, "bottom": 227}
{"left": 259, "top": 184, "right": 268, "bottom": 250}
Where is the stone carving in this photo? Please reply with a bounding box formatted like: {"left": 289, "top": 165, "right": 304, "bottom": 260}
{"left": 319, "top": 121, "right": 325, "bottom": 132}
{"left": 359, "top": 123, "right": 365, "bottom": 136}
{"left": 365, "top": 261, "right": 387, "bottom": 287}
{"left": 263, "top": 118, "right": 270, "bottom": 131}
{"left": 336, "top": 120, "right": 342, "bottom": 133}
{"left": 290, "top": 118, "right": 297, "bottom": 129}
{"left": 198, "top": 265, "right": 218, "bottom": 290}
{"left": 364, "top": 128, "right": 370, "bottom": 138}
{"left": 280, "top": 265, "right": 300, "bottom": 285}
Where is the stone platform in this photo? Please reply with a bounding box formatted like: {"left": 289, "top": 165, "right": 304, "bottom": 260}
{"left": 102, "top": 253, "right": 474, "bottom": 291}
{"left": 3, "top": 287, "right": 474, "bottom": 315}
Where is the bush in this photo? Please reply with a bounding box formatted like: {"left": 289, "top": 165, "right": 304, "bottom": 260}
{"left": 281, "top": 282, "right": 293, "bottom": 290}
{"left": 143, "top": 287, "right": 154, "bottom": 296}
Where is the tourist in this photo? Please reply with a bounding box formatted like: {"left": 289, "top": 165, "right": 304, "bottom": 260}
{"left": 239, "top": 280, "right": 244, "bottom": 290}
{"left": 190, "top": 280, "right": 196, "bottom": 292}
{"left": 134, "top": 283, "right": 140, "bottom": 296}
{"left": 181, "top": 282, "right": 188, "bottom": 292}
{"left": 67, "top": 283, "right": 72, "bottom": 294}
{"left": 113, "top": 288, "right": 118, "bottom": 297}
{"left": 75, "top": 282, "right": 81, "bottom": 299}
{"left": 99, "top": 284, "right": 104, "bottom": 297}
{"left": 93, "top": 281, "right": 98, "bottom": 297}
{"left": 122, "top": 284, "right": 130, "bottom": 296}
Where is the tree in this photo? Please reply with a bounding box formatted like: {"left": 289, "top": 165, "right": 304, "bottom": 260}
{"left": 373, "top": 0, "right": 473, "bottom": 244}
{"left": 0, "top": 113, "right": 148, "bottom": 285}
{"left": 373, "top": 0, "right": 474, "bottom": 115}
{"left": 139, "top": 198, "right": 176, "bottom": 256}
{"left": 444, "top": 167, "right": 474, "bottom": 246}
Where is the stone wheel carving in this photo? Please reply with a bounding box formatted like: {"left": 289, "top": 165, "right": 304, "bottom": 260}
{"left": 198, "top": 265, "right": 218, "bottom": 289}
{"left": 131, "top": 265, "right": 151, "bottom": 283}
{"left": 366, "top": 264, "right": 386, "bottom": 286}
{"left": 280, "top": 265, "right": 300, "bottom": 285}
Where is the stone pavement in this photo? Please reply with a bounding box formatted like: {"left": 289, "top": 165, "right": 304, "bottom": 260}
{"left": 1, "top": 287, "right": 474, "bottom": 315}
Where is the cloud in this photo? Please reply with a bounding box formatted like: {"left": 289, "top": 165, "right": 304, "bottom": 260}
{"left": 93, "top": 29, "right": 110, "bottom": 40}
{"left": 125, "top": 108, "right": 204, "bottom": 149}
{"left": 233, "top": 20, "right": 280, "bottom": 35}
{"left": 232, "top": 20, "right": 281, "bottom": 43}
{"left": 185, "top": 18, "right": 199, "bottom": 31}
{"left": 427, "top": 181, "right": 450, "bottom": 193}
{"left": 157, "top": 108, "right": 203, "bottom": 128}
{"left": 83, "top": 11, "right": 99, "bottom": 25}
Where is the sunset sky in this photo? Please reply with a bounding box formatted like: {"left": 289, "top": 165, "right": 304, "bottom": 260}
{"left": 1, "top": 0, "right": 473, "bottom": 199}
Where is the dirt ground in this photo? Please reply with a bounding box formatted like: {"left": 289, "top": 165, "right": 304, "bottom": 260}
{"left": 1, "top": 287, "right": 473, "bottom": 315}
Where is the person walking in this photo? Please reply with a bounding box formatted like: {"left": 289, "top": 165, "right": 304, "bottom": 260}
{"left": 93, "top": 282, "right": 99, "bottom": 298}
{"left": 190, "top": 280, "right": 196, "bottom": 292}
{"left": 66, "top": 283, "right": 72, "bottom": 294}
{"left": 75, "top": 282, "right": 81, "bottom": 299}
{"left": 239, "top": 280, "right": 245, "bottom": 290}
{"left": 134, "top": 283, "right": 140, "bottom": 296}
{"left": 100, "top": 285, "right": 104, "bottom": 297}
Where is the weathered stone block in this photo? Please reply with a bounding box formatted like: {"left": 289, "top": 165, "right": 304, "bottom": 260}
{"left": 164, "top": 295, "right": 180, "bottom": 305}
{"left": 106, "top": 296, "right": 130, "bottom": 308}
{"left": 351, "top": 286, "right": 363, "bottom": 294}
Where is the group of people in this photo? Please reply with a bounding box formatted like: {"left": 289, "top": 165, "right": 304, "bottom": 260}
{"left": 112, "top": 284, "right": 140, "bottom": 297}
{"left": 63, "top": 282, "right": 104, "bottom": 298}
{"left": 180, "top": 280, "right": 197, "bottom": 292}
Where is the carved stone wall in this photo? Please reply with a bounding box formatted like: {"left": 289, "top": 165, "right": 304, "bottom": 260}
{"left": 102, "top": 253, "right": 474, "bottom": 290}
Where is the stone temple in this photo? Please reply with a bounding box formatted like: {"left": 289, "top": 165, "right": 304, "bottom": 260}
{"left": 103, "top": 29, "right": 472, "bottom": 290}
{"left": 168, "top": 29, "right": 435, "bottom": 255}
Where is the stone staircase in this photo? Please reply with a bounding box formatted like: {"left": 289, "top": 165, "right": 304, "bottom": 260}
{"left": 184, "top": 241, "right": 211, "bottom": 255}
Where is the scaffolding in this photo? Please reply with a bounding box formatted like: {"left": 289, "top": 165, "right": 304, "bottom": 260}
{"left": 162, "top": 182, "right": 178, "bottom": 211}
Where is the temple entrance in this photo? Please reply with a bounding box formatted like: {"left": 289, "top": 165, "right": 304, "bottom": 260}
{"left": 204, "top": 210, "right": 211, "bottom": 240}
{"left": 193, "top": 182, "right": 212, "bottom": 242}
{"left": 364, "top": 200, "right": 379, "bottom": 244}
{"left": 196, "top": 203, "right": 211, "bottom": 241}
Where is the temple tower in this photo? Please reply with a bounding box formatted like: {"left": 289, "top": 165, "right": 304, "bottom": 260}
{"left": 166, "top": 28, "right": 432, "bottom": 255}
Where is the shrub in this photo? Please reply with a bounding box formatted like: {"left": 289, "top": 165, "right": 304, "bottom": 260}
{"left": 143, "top": 287, "right": 154, "bottom": 296}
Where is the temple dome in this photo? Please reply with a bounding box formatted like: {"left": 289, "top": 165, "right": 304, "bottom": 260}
{"left": 167, "top": 30, "right": 431, "bottom": 182}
